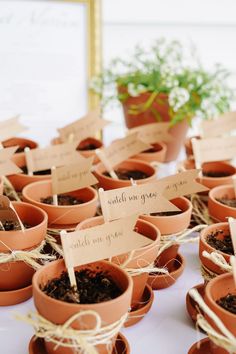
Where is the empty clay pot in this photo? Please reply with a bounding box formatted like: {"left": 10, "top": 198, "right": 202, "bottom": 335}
{"left": 93, "top": 158, "right": 157, "bottom": 190}
{"left": 22, "top": 180, "right": 98, "bottom": 226}
{"left": 77, "top": 216, "right": 160, "bottom": 308}
{"left": 2, "top": 137, "right": 38, "bottom": 158}
{"left": 131, "top": 142, "right": 167, "bottom": 163}
{"left": 197, "top": 162, "right": 236, "bottom": 190}
{"left": 208, "top": 185, "right": 236, "bottom": 222}
{"left": 199, "top": 222, "right": 232, "bottom": 277}
{"left": 8, "top": 153, "right": 50, "bottom": 192}
{"left": 205, "top": 273, "right": 236, "bottom": 354}
{"left": 33, "top": 259, "right": 133, "bottom": 354}
{"left": 0, "top": 202, "right": 47, "bottom": 291}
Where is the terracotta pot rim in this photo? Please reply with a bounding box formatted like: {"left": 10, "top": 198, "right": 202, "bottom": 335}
{"left": 205, "top": 272, "right": 236, "bottom": 320}
{"left": 0, "top": 201, "right": 48, "bottom": 235}
{"left": 200, "top": 162, "right": 236, "bottom": 181}
{"left": 33, "top": 259, "right": 133, "bottom": 310}
{"left": 94, "top": 158, "right": 156, "bottom": 183}
{"left": 200, "top": 222, "right": 231, "bottom": 258}
{"left": 209, "top": 184, "right": 235, "bottom": 211}
{"left": 149, "top": 253, "right": 185, "bottom": 279}
{"left": 22, "top": 181, "right": 98, "bottom": 210}
{"left": 135, "top": 142, "right": 167, "bottom": 157}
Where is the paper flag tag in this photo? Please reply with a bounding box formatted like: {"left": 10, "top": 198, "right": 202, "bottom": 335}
{"left": 128, "top": 122, "right": 172, "bottom": 144}
{"left": 99, "top": 185, "right": 179, "bottom": 222}
{"left": 201, "top": 112, "right": 236, "bottom": 138}
{"left": 0, "top": 195, "right": 20, "bottom": 226}
{"left": 228, "top": 217, "right": 236, "bottom": 256}
{"left": 0, "top": 146, "right": 22, "bottom": 176}
{"left": 58, "top": 109, "right": 109, "bottom": 142}
{"left": 25, "top": 142, "right": 84, "bottom": 173}
{"left": 0, "top": 116, "right": 28, "bottom": 141}
{"left": 61, "top": 215, "right": 151, "bottom": 268}
{"left": 192, "top": 136, "right": 236, "bottom": 164}
{"left": 97, "top": 133, "right": 152, "bottom": 169}
{"left": 51, "top": 157, "right": 98, "bottom": 195}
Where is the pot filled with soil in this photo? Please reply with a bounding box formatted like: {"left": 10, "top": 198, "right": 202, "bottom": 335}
{"left": 198, "top": 162, "right": 236, "bottom": 190}
{"left": 22, "top": 180, "right": 98, "bottom": 226}
{"left": 0, "top": 201, "right": 47, "bottom": 291}
{"left": 2, "top": 137, "right": 38, "bottom": 158}
{"left": 8, "top": 153, "right": 51, "bottom": 192}
{"left": 33, "top": 259, "right": 133, "bottom": 354}
{"left": 141, "top": 197, "right": 192, "bottom": 269}
{"left": 131, "top": 142, "right": 167, "bottom": 163}
{"left": 93, "top": 158, "right": 157, "bottom": 190}
{"left": 208, "top": 185, "right": 236, "bottom": 222}
{"left": 204, "top": 273, "right": 236, "bottom": 354}
{"left": 77, "top": 216, "right": 160, "bottom": 309}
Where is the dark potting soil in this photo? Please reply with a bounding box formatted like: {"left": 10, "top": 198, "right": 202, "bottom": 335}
{"left": 1, "top": 220, "right": 30, "bottom": 231}
{"left": 77, "top": 143, "right": 97, "bottom": 151}
{"left": 40, "top": 194, "right": 84, "bottom": 206}
{"left": 143, "top": 145, "right": 162, "bottom": 153}
{"left": 150, "top": 210, "right": 182, "bottom": 217}
{"left": 41, "top": 269, "right": 122, "bottom": 304}
{"left": 21, "top": 166, "right": 51, "bottom": 175}
{"left": 217, "top": 293, "right": 236, "bottom": 314}
{"left": 206, "top": 230, "right": 234, "bottom": 255}
{"left": 104, "top": 169, "right": 149, "bottom": 180}
{"left": 216, "top": 198, "right": 236, "bottom": 208}
{"left": 202, "top": 171, "right": 232, "bottom": 178}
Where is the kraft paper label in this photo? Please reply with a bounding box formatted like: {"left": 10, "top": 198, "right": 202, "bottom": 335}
{"left": 201, "top": 112, "right": 236, "bottom": 138}
{"left": 58, "top": 109, "right": 109, "bottom": 142}
{"left": 61, "top": 215, "right": 151, "bottom": 268}
{"left": 51, "top": 157, "right": 98, "bottom": 195}
{"left": 228, "top": 218, "right": 236, "bottom": 256}
{"left": 25, "top": 142, "right": 84, "bottom": 173}
{"left": 0, "top": 116, "right": 27, "bottom": 141}
{"left": 0, "top": 195, "right": 20, "bottom": 225}
{"left": 0, "top": 146, "right": 22, "bottom": 176}
{"left": 128, "top": 122, "right": 172, "bottom": 144}
{"left": 192, "top": 136, "right": 236, "bottom": 164}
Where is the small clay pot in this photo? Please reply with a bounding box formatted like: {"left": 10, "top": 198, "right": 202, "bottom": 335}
{"left": 181, "top": 158, "right": 196, "bottom": 170}
{"left": 188, "top": 338, "right": 211, "bottom": 354}
{"left": 0, "top": 202, "right": 47, "bottom": 291}
{"left": 22, "top": 180, "right": 98, "bottom": 226}
{"left": 141, "top": 197, "right": 192, "bottom": 269}
{"left": 93, "top": 158, "right": 157, "bottom": 190}
{"left": 77, "top": 216, "right": 160, "bottom": 308}
{"left": 198, "top": 162, "right": 236, "bottom": 190}
{"left": 208, "top": 185, "right": 236, "bottom": 222}
{"left": 2, "top": 137, "right": 38, "bottom": 158}
{"left": 33, "top": 259, "right": 133, "bottom": 354}
{"left": 199, "top": 222, "right": 231, "bottom": 276}
{"left": 131, "top": 142, "right": 167, "bottom": 163}
{"left": 184, "top": 135, "right": 201, "bottom": 158}
{"left": 0, "top": 284, "right": 32, "bottom": 306}
{"left": 205, "top": 273, "right": 236, "bottom": 354}
{"left": 186, "top": 283, "right": 205, "bottom": 325}
{"left": 8, "top": 153, "right": 50, "bottom": 192}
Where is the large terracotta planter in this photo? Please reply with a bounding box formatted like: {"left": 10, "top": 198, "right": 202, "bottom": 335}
{"left": 119, "top": 89, "right": 189, "bottom": 161}
{"left": 33, "top": 259, "right": 133, "bottom": 354}
{"left": 204, "top": 273, "right": 236, "bottom": 354}
{"left": 0, "top": 202, "right": 47, "bottom": 291}
{"left": 77, "top": 216, "right": 160, "bottom": 308}
{"left": 199, "top": 223, "right": 232, "bottom": 277}
{"left": 131, "top": 142, "right": 167, "bottom": 163}
{"left": 2, "top": 137, "right": 38, "bottom": 159}
{"left": 22, "top": 180, "right": 98, "bottom": 226}
{"left": 93, "top": 158, "right": 156, "bottom": 190}
{"left": 208, "top": 185, "right": 236, "bottom": 222}
{"left": 8, "top": 153, "right": 50, "bottom": 192}
{"left": 141, "top": 197, "right": 192, "bottom": 269}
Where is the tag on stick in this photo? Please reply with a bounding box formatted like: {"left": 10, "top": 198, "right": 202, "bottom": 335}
{"left": 127, "top": 122, "right": 172, "bottom": 144}
{"left": 228, "top": 217, "right": 236, "bottom": 256}
{"left": 0, "top": 116, "right": 27, "bottom": 141}
{"left": 201, "top": 112, "right": 236, "bottom": 138}
{"left": 0, "top": 146, "right": 22, "bottom": 176}
{"left": 51, "top": 157, "right": 98, "bottom": 195}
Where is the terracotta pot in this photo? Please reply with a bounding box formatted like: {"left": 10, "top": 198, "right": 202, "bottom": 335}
{"left": 199, "top": 223, "right": 231, "bottom": 277}
{"left": 184, "top": 135, "right": 201, "bottom": 158}
{"left": 119, "top": 89, "right": 189, "bottom": 162}
{"left": 22, "top": 180, "right": 98, "bottom": 226}
{"left": 0, "top": 201, "right": 47, "bottom": 291}
{"left": 33, "top": 259, "right": 133, "bottom": 354}
{"left": 198, "top": 162, "right": 236, "bottom": 190}
{"left": 77, "top": 216, "right": 160, "bottom": 308}
{"left": 93, "top": 158, "right": 157, "bottom": 190}
{"left": 208, "top": 185, "right": 236, "bottom": 222}
{"left": 51, "top": 136, "right": 103, "bottom": 164}
{"left": 188, "top": 338, "right": 211, "bottom": 354}
{"left": 141, "top": 197, "right": 192, "bottom": 269}
{"left": 0, "top": 177, "right": 3, "bottom": 195}
{"left": 131, "top": 142, "right": 167, "bottom": 163}
{"left": 2, "top": 137, "right": 38, "bottom": 159}
{"left": 8, "top": 153, "right": 51, "bottom": 192}
{"left": 181, "top": 158, "right": 196, "bottom": 170}
{"left": 205, "top": 273, "right": 236, "bottom": 354}
{"left": 186, "top": 283, "right": 205, "bottom": 325}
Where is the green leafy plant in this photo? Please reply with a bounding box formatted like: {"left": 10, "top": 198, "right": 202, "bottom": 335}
{"left": 90, "top": 39, "right": 235, "bottom": 125}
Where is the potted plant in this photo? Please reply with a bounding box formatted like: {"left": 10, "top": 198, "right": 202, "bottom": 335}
{"left": 90, "top": 39, "right": 234, "bottom": 161}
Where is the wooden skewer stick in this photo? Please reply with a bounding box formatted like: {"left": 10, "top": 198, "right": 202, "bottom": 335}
{"left": 60, "top": 230, "right": 77, "bottom": 289}
{"left": 51, "top": 166, "right": 58, "bottom": 206}
{"left": 95, "top": 149, "right": 118, "bottom": 180}
{"left": 24, "top": 147, "right": 33, "bottom": 176}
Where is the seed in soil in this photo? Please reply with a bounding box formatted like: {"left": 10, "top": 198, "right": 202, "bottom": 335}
{"left": 21, "top": 166, "right": 51, "bottom": 176}
{"left": 150, "top": 210, "right": 182, "bottom": 217}
{"left": 202, "top": 171, "right": 232, "bottom": 178}
{"left": 216, "top": 293, "right": 236, "bottom": 314}
{"left": 216, "top": 197, "right": 236, "bottom": 208}
{"left": 41, "top": 269, "right": 122, "bottom": 304}
{"left": 40, "top": 194, "right": 84, "bottom": 206}
{"left": 206, "top": 230, "right": 234, "bottom": 255}
{"left": 77, "top": 143, "right": 97, "bottom": 151}
{"left": 0, "top": 220, "right": 30, "bottom": 231}
{"left": 104, "top": 169, "right": 149, "bottom": 180}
